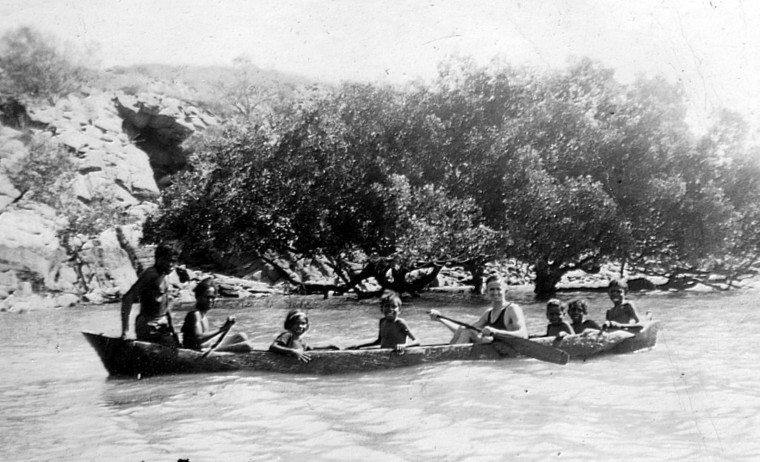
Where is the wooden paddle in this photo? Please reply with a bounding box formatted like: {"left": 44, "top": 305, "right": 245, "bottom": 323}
{"left": 200, "top": 322, "right": 233, "bottom": 359}
{"left": 433, "top": 313, "right": 569, "bottom": 365}
{"left": 166, "top": 310, "right": 181, "bottom": 347}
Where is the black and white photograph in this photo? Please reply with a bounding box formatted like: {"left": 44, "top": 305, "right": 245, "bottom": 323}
{"left": 1, "top": 1, "right": 758, "bottom": 460}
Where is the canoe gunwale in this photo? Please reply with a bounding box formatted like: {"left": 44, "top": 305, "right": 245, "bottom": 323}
{"left": 82, "top": 320, "right": 659, "bottom": 377}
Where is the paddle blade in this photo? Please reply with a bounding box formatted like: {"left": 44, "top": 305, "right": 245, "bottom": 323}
{"left": 492, "top": 333, "right": 569, "bottom": 365}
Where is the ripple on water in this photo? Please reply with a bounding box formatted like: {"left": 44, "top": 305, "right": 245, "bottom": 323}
{"left": 4, "top": 290, "right": 760, "bottom": 461}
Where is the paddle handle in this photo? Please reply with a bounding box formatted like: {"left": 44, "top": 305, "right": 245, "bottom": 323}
{"left": 200, "top": 322, "right": 233, "bottom": 358}
{"left": 435, "top": 313, "right": 483, "bottom": 333}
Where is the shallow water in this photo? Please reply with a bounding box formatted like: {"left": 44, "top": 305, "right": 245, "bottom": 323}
{"left": 1, "top": 287, "right": 758, "bottom": 461}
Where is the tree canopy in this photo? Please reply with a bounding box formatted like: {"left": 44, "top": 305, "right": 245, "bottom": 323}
{"left": 144, "top": 57, "right": 760, "bottom": 295}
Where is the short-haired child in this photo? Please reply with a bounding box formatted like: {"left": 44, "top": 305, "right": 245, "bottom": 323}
{"left": 349, "top": 291, "right": 419, "bottom": 351}
{"left": 544, "top": 298, "right": 574, "bottom": 339}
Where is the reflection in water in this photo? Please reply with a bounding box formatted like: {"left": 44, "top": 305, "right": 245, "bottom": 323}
{"left": 0, "top": 288, "right": 758, "bottom": 461}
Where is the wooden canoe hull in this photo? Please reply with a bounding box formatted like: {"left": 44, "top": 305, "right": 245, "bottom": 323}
{"left": 83, "top": 321, "right": 659, "bottom": 377}
{"left": 531, "top": 321, "right": 660, "bottom": 359}
{"left": 82, "top": 332, "right": 515, "bottom": 377}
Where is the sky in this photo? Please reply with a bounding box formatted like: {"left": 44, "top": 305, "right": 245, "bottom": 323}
{"left": 1, "top": 0, "right": 759, "bottom": 137}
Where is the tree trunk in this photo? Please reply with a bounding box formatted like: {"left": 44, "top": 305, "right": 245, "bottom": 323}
{"left": 408, "top": 264, "right": 442, "bottom": 294}
{"left": 463, "top": 260, "right": 486, "bottom": 294}
{"left": 533, "top": 259, "right": 564, "bottom": 298}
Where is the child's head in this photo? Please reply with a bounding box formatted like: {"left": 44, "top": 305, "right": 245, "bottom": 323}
{"left": 380, "top": 291, "right": 402, "bottom": 318}
{"left": 567, "top": 298, "right": 588, "bottom": 321}
{"left": 284, "top": 309, "right": 309, "bottom": 334}
{"left": 194, "top": 278, "right": 217, "bottom": 311}
{"left": 546, "top": 298, "right": 565, "bottom": 324}
{"left": 608, "top": 278, "right": 627, "bottom": 302}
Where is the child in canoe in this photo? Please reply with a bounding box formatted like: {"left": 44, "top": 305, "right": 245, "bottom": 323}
{"left": 567, "top": 298, "right": 602, "bottom": 334}
{"left": 543, "top": 298, "right": 574, "bottom": 339}
{"left": 181, "top": 278, "right": 254, "bottom": 353}
{"left": 604, "top": 278, "right": 642, "bottom": 329}
{"left": 269, "top": 310, "right": 339, "bottom": 363}
{"left": 348, "top": 291, "right": 420, "bottom": 351}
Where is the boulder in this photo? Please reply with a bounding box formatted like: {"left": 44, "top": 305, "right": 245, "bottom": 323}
{"left": 0, "top": 172, "right": 21, "bottom": 211}
{"left": 0, "top": 126, "right": 29, "bottom": 176}
{"left": 627, "top": 277, "right": 657, "bottom": 291}
{"left": 0, "top": 203, "right": 67, "bottom": 290}
{"left": 79, "top": 228, "right": 138, "bottom": 295}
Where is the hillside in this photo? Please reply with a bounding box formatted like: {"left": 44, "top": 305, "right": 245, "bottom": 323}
{"left": 92, "top": 63, "right": 318, "bottom": 117}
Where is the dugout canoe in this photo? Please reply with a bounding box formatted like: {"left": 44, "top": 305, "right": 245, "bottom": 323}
{"left": 532, "top": 320, "right": 660, "bottom": 359}
{"left": 82, "top": 321, "right": 658, "bottom": 377}
{"left": 83, "top": 332, "right": 520, "bottom": 377}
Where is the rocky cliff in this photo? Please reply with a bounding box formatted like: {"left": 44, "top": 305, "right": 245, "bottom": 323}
{"left": 0, "top": 90, "right": 219, "bottom": 310}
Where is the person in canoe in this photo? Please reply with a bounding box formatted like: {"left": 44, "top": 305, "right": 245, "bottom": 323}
{"left": 120, "top": 243, "right": 179, "bottom": 347}
{"left": 269, "top": 310, "right": 340, "bottom": 363}
{"left": 567, "top": 298, "right": 602, "bottom": 334}
{"left": 348, "top": 291, "right": 420, "bottom": 351}
{"left": 543, "top": 298, "right": 574, "bottom": 339}
{"left": 181, "top": 278, "right": 254, "bottom": 353}
{"left": 429, "top": 274, "right": 528, "bottom": 344}
{"left": 604, "top": 278, "right": 642, "bottom": 329}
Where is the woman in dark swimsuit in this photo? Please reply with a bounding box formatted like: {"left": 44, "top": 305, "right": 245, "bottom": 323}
{"left": 430, "top": 274, "right": 528, "bottom": 344}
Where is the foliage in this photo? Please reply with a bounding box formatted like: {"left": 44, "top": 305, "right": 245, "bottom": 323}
{"left": 145, "top": 56, "right": 760, "bottom": 295}
{"left": 369, "top": 174, "right": 507, "bottom": 267}
{"left": 0, "top": 27, "right": 92, "bottom": 103}
{"left": 6, "top": 135, "right": 76, "bottom": 206}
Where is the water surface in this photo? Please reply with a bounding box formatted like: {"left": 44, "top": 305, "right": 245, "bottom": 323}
{"left": 1, "top": 287, "right": 757, "bottom": 461}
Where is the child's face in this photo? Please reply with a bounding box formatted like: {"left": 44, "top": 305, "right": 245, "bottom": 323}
{"left": 382, "top": 303, "right": 400, "bottom": 320}
{"left": 608, "top": 287, "right": 625, "bottom": 304}
{"left": 197, "top": 287, "right": 217, "bottom": 311}
{"left": 546, "top": 305, "right": 564, "bottom": 324}
{"left": 568, "top": 305, "right": 584, "bottom": 322}
{"left": 290, "top": 318, "right": 309, "bottom": 336}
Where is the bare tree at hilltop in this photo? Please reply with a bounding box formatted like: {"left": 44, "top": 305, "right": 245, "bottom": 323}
{"left": 213, "top": 56, "right": 291, "bottom": 123}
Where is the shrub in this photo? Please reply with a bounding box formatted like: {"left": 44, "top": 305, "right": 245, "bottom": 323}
{"left": 0, "top": 26, "right": 91, "bottom": 102}
{"left": 6, "top": 134, "right": 76, "bottom": 206}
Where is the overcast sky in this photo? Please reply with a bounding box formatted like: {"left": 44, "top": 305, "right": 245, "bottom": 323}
{"left": 2, "top": 0, "right": 759, "bottom": 137}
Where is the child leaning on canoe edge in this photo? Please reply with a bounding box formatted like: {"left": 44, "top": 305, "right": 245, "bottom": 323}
{"left": 347, "top": 291, "right": 420, "bottom": 351}
{"left": 269, "top": 310, "right": 340, "bottom": 363}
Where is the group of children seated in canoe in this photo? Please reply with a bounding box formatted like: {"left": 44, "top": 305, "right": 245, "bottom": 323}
{"left": 185, "top": 275, "right": 642, "bottom": 363}
{"left": 120, "top": 246, "right": 642, "bottom": 364}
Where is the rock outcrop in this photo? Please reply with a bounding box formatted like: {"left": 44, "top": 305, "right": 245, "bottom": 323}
{"left": 0, "top": 90, "right": 218, "bottom": 310}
